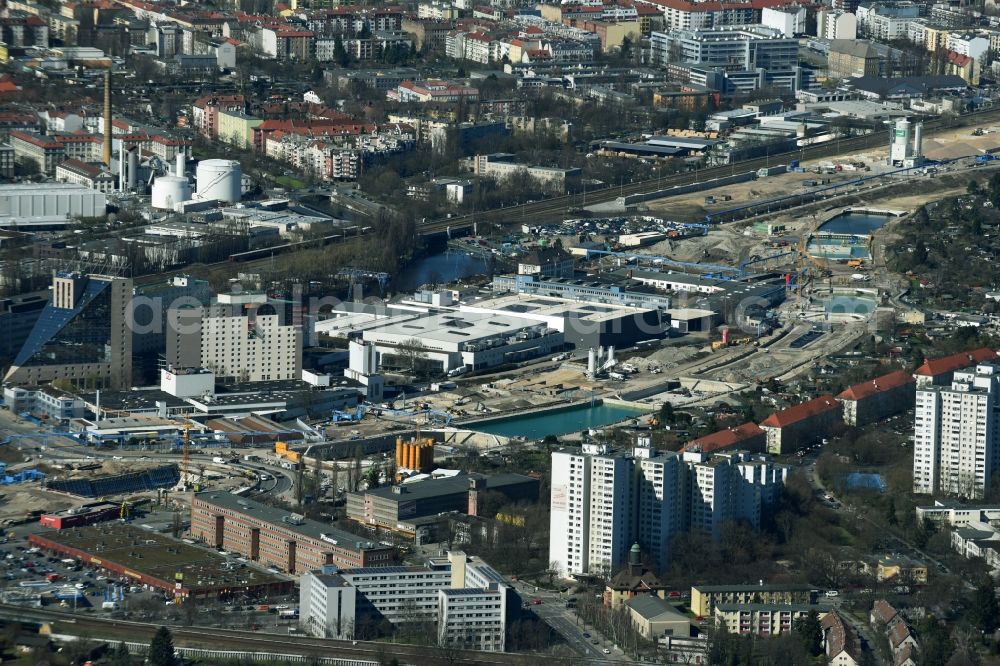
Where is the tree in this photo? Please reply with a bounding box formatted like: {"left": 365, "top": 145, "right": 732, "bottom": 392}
{"left": 148, "top": 626, "right": 175, "bottom": 666}
{"left": 970, "top": 581, "right": 1000, "bottom": 632}
{"left": 793, "top": 609, "right": 823, "bottom": 657}
{"left": 968, "top": 180, "right": 981, "bottom": 195}
{"left": 110, "top": 641, "right": 131, "bottom": 666}
{"left": 885, "top": 497, "right": 898, "bottom": 526}
{"left": 914, "top": 239, "right": 929, "bottom": 265}
{"left": 659, "top": 401, "right": 675, "bottom": 424}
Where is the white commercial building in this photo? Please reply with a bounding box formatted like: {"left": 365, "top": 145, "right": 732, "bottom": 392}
{"left": 300, "top": 551, "right": 508, "bottom": 650}
{"left": 361, "top": 311, "right": 563, "bottom": 373}
{"left": 914, "top": 363, "right": 1000, "bottom": 499}
{"left": 459, "top": 293, "right": 666, "bottom": 350}
{"left": 549, "top": 442, "right": 786, "bottom": 577}
{"left": 0, "top": 182, "right": 106, "bottom": 219}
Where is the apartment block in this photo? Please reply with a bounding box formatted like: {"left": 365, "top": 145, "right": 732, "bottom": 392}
{"left": 913, "top": 363, "right": 1000, "bottom": 499}
{"left": 549, "top": 443, "right": 787, "bottom": 577}
{"left": 714, "top": 603, "right": 829, "bottom": 637}
{"left": 837, "top": 369, "right": 915, "bottom": 426}
{"left": 760, "top": 395, "right": 840, "bottom": 454}
{"left": 691, "top": 583, "right": 817, "bottom": 617}
{"left": 299, "top": 551, "right": 507, "bottom": 650}
{"left": 438, "top": 586, "right": 506, "bottom": 651}
{"left": 190, "top": 492, "right": 395, "bottom": 575}
{"left": 684, "top": 422, "right": 765, "bottom": 455}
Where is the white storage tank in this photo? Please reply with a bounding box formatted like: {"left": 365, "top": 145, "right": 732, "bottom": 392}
{"left": 151, "top": 176, "right": 192, "bottom": 210}
{"left": 196, "top": 159, "right": 241, "bottom": 203}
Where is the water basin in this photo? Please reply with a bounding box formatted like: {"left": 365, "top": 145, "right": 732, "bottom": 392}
{"left": 468, "top": 402, "right": 650, "bottom": 439}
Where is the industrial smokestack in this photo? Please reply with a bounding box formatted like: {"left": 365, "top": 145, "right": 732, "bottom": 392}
{"left": 103, "top": 69, "right": 112, "bottom": 167}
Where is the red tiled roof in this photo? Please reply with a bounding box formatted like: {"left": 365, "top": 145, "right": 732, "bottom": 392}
{"left": 889, "top": 621, "right": 913, "bottom": 649}
{"left": 914, "top": 347, "right": 996, "bottom": 377}
{"left": 10, "top": 130, "right": 62, "bottom": 149}
{"left": 637, "top": 0, "right": 797, "bottom": 10}
{"left": 871, "top": 599, "right": 898, "bottom": 625}
{"left": 837, "top": 369, "right": 915, "bottom": 401}
{"left": 947, "top": 51, "right": 972, "bottom": 67}
{"left": 684, "top": 422, "right": 763, "bottom": 453}
{"left": 821, "top": 611, "right": 862, "bottom": 664}
{"left": 760, "top": 395, "right": 838, "bottom": 428}
{"left": 57, "top": 158, "right": 103, "bottom": 178}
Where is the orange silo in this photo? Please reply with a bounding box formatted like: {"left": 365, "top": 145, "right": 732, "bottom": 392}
{"left": 395, "top": 438, "right": 403, "bottom": 468}
{"left": 407, "top": 442, "right": 417, "bottom": 470}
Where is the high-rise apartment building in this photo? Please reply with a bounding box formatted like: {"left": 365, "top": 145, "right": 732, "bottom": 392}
{"left": 549, "top": 441, "right": 787, "bottom": 577}
{"left": 166, "top": 297, "right": 302, "bottom": 384}
{"left": 914, "top": 363, "right": 1000, "bottom": 499}
{"left": 5, "top": 272, "right": 132, "bottom": 389}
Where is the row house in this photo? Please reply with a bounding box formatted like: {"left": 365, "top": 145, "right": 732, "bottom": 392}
{"left": 759, "top": 395, "right": 840, "bottom": 454}
{"left": 315, "top": 31, "right": 413, "bottom": 61}
{"left": 192, "top": 95, "right": 245, "bottom": 139}
{"left": 305, "top": 7, "right": 404, "bottom": 36}
{"left": 390, "top": 80, "right": 479, "bottom": 103}
{"left": 0, "top": 112, "right": 39, "bottom": 141}
{"left": 259, "top": 26, "right": 316, "bottom": 60}
{"left": 836, "top": 369, "right": 915, "bottom": 427}
{"left": 0, "top": 14, "right": 50, "bottom": 47}
{"left": 39, "top": 110, "right": 85, "bottom": 133}
{"left": 446, "top": 29, "right": 500, "bottom": 63}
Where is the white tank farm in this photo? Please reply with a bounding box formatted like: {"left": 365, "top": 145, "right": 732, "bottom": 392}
{"left": 196, "top": 159, "right": 241, "bottom": 203}
{"left": 151, "top": 176, "right": 192, "bottom": 210}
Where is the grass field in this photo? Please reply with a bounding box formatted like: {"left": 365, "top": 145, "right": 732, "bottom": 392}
{"left": 275, "top": 175, "right": 306, "bottom": 189}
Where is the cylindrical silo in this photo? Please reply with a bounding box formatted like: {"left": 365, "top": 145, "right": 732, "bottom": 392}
{"left": 395, "top": 438, "right": 403, "bottom": 468}
{"left": 913, "top": 122, "right": 923, "bottom": 158}
{"left": 406, "top": 443, "right": 416, "bottom": 471}
{"left": 196, "top": 159, "right": 241, "bottom": 203}
{"left": 588, "top": 348, "right": 596, "bottom": 375}
{"left": 176, "top": 151, "right": 186, "bottom": 178}
{"left": 151, "top": 176, "right": 192, "bottom": 210}
{"left": 126, "top": 147, "right": 138, "bottom": 191}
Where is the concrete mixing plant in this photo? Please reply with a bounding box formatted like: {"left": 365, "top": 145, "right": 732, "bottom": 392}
{"left": 888, "top": 118, "right": 924, "bottom": 168}
{"left": 196, "top": 159, "right": 241, "bottom": 203}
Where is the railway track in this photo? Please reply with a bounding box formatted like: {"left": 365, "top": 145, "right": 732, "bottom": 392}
{"left": 0, "top": 603, "right": 634, "bottom": 665}
{"left": 131, "top": 107, "right": 999, "bottom": 285}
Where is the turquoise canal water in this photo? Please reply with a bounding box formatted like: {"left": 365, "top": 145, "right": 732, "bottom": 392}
{"left": 469, "top": 402, "right": 651, "bottom": 439}
{"left": 818, "top": 212, "right": 891, "bottom": 235}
